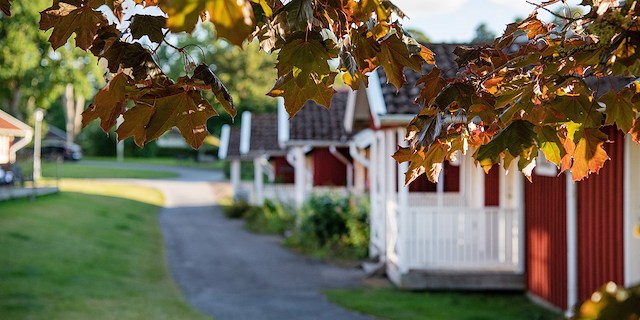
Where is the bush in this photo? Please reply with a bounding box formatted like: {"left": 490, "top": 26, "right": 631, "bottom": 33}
{"left": 285, "top": 193, "right": 370, "bottom": 262}
{"left": 221, "top": 200, "right": 252, "bottom": 219}
{"left": 244, "top": 199, "right": 294, "bottom": 235}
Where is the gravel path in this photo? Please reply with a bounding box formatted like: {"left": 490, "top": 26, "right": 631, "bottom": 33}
{"left": 99, "top": 163, "right": 370, "bottom": 320}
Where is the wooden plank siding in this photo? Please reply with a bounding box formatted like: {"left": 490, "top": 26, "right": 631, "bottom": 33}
{"left": 525, "top": 175, "right": 568, "bottom": 310}
{"left": 273, "top": 156, "right": 295, "bottom": 184}
{"left": 576, "top": 127, "right": 625, "bottom": 301}
{"left": 484, "top": 166, "right": 500, "bottom": 206}
{"left": 312, "top": 148, "right": 350, "bottom": 186}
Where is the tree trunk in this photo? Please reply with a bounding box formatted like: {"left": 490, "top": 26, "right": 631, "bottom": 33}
{"left": 8, "top": 85, "right": 23, "bottom": 120}
{"left": 63, "top": 84, "right": 74, "bottom": 144}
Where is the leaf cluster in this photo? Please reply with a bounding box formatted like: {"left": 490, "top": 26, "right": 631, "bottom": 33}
{"left": 395, "top": 0, "right": 640, "bottom": 183}
{"left": 20, "top": 0, "right": 433, "bottom": 148}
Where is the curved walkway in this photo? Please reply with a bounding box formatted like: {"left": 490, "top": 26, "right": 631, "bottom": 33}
{"left": 101, "top": 163, "right": 370, "bottom": 320}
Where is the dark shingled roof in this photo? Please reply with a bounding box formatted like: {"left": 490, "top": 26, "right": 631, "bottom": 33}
{"left": 377, "top": 43, "right": 462, "bottom": 115}
{"left": 226, "top": 126, "right": 242, "bottom": 159}
{"left": 248, "top": 113, "right": 285, "bottom": 156}
{"left": 289, "top": 90, "right": 351, "bottom": 144}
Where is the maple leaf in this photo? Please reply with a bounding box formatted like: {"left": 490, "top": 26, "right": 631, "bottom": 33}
{"left": 476, "top": 120, "right": 537, "bottom": 173}
{"left": 103, "top": 41, "right": 164, "bottom": 81}
{"left": 349, "top": 27, "right": 380, "bottom": 73}
{"left": 115, "top": 102, "right": 154, "bottom": 147}
{"left": 40, "top": 1, "right": 108, "bottom": 50}
{"left": 192, "top": 64, "right": 236, "bottom": 119}
{"left": 268, "top": 72, "right": 335, "bottom": 117}
{"left": 570, "top": 128, "right": 610, "bottom": 181}
{"left": 276, "top": 36, "right": 336, "bottom": 85}
{"left": 1, "top": 0, "right": 11, "bottom": 16}
{"left": 129, "top": 14, "right": 167, "bottom": 43}
{"left": 206, "top": 0, "right": 255, "bottom": 46}
{"left": 536, "top": 125, "right": 565, "bottom": 165}
{"left": 434, "top": 82, "right": 476, "bottom": 111}
{"left": 158, "top": 0, "right": 204, "bottom": 33}
{"left": 415, "top": 68, "right": 447, "bottom": 106}
{"left": 144, "top": 90, "right": 218, "bottom": 149}
{"left": 377, "top": 33, "right": 425, "bottom": 90}
{"left": 284, "top": 0, "right": 313, "bottom": 31}
{"left": 599, "top": 89, "right": 637, "bottom": 133}
{"left": 552, "top": 93, "right": 603, "bottom": 128}
{"left": 82, "top": 72, "right": 131, "bottom": 132}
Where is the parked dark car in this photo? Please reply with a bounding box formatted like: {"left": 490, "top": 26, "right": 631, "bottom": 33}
{"left": 41, "top": 141, "right": 83, "bottom": 161}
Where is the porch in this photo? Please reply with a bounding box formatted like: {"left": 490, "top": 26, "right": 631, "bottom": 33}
{"left": 367, "top": 128, "right": 525, "bottom": 290}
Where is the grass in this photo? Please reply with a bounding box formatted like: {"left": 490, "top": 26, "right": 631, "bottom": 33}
{"left": 325, "top": 288, "right": 562, "bottom": 320}
{"left": 84, "top": 156, "right": 226, "bottom": 170}
{"left": 0, "top": 180, "right": 209, "bottom": 320}
{"left": 37, "top": 161, "right": 179, "bottom": 179}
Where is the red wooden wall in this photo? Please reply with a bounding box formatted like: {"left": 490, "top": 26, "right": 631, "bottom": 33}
{"left": 312, "top": 147, "right": 351, "bottom": 186}
{"left": 484, "top": 166, "right": 500, "bottom": 206}
{"left": 409, "top": 163, "right": 460, "bottom": 192}
{"left": 272, "top": 156, "right": 294, "bottom": 184}
{"left": 525, "top": 174, "right": 568, "bottom": 310}
{"left": 576, "top": 127, "right": 625, "bottom": 301}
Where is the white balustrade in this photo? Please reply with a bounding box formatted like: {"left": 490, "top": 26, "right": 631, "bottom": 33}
{"left": 401, "top": 207, "right": 520, "bottom": 271}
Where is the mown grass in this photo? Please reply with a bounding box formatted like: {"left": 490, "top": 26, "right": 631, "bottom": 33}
{"left": 84, "top": 156, "right": 225, "bottom": 170}
{"left": 40, "top": 161, "right": 178, "bottom": 179}
{"left": 325, "top": 288, "right": 562, "bottom": 320}
{"left": 0, "top": 180, "right": 209, "bottom": 320}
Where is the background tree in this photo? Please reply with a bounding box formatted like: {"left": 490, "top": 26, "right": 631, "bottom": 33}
{"left": 0, "top": 0, "right": 103, "bottom": 124}
{"left": 470, "top": 23, "right": 496, "bottom": 44}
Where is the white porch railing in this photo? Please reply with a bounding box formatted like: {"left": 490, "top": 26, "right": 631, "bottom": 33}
{"left": 407, "top": 192, "right": 466, "bottom": 207}
{"left": 403, "top": 207, "right": 520, "bottom": 271}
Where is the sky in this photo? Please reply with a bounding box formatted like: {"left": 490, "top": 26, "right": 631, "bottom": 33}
{"left": 395, "top": 0, "right": 584, "bottom": 43}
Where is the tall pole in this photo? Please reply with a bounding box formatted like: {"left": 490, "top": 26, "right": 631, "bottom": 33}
{"left": 33, "top": 109, "right": 44, "bottom": 182}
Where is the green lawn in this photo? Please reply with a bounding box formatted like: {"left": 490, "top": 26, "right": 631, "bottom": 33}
{"left": 325, "top": 288, "right": 562, "bottom": 320}
{"left": 0, "top": 180, "right": 209, "bottom": 320}
{"left": 39, "top": 161, "right": 179, "bottom": 179}
{"left": 84, "top": 156, "right": 226, "bottom": 170}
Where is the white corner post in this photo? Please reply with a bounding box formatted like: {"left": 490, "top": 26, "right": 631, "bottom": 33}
{"left": 294, "top": 146, "right": 306, "bottom": 208}
{"left": 33, "top": 109, "right": 45, "bottom": 182}
{"left": 396, "top": 127, "right": 409, "bottom": 273}
{"left": 467, "top": 156, "right": 485, "bottom": 208}
{"left": 566, "top": 172, "right": 578, "bottom": 317}
{"left": 116, "top": 115, "right": 124, "bottom": 162}
{"left": 369, "top": 134, "right": 381, "bottom": 258}
{"left": 253, "top": 156, "right": 264, "bottom": 206}
{"left": 384, "top": 130, "right": 397, "bottom": 265}
{"left": 624, "top": 136, "right": 640, "bottom": 286}
{"left": 230, "top": 159, "right": 241, "bottom": 196}
{"left": 500, "top": 161, "right": 525, "bottom": 271}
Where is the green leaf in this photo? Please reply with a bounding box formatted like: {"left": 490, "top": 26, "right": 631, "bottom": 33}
{"left": 552, "top": 93, "right": 603, "bottom": 128}
{"left": 40, "top": 1, "right": 108, "bottom": 50}
{"left": 284, "top": 0, "right": 313, "bottom": 31}
{"left": 129, "top": 14, "right": 166, "bottom": 43}
{"left": 192, "top": 64, "right": 236, "bottom": 119}
{"left": 82, "top": 72, "right": 131, "bottom": 132}
{"left": 536, "top": 125, "right": 565, "bottom": 165}
{"left": 599, "top": 89, "right": 637, "bottom": 132}
{"left": 267, "top": 72, "right": 335, "bottom": 117}
{"left": 276, "top": 36, "right": 336, "bottom": 82}
{"left": 476, "top": 120, "right": 537, "bottom": 172}
{"left": 434, "top": 82, "right": 476, "bottom": 111}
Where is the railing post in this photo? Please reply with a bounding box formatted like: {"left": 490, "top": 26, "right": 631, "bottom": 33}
{"left": 397, "top": 127, "right": 409, "bottom": 272}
